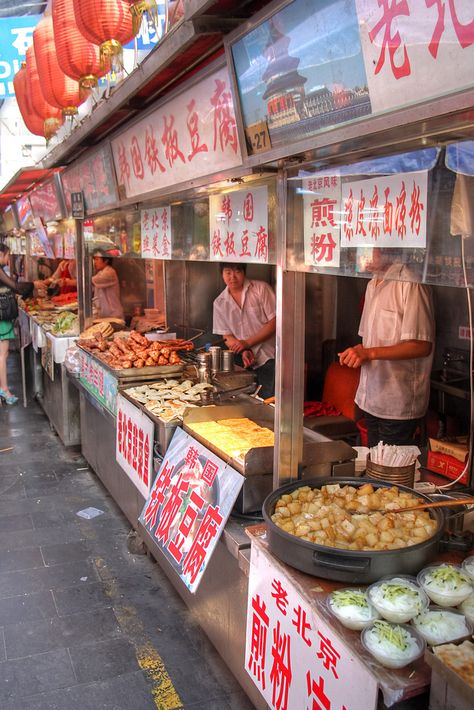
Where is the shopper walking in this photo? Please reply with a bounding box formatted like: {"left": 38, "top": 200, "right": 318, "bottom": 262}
{"left": 0, "top": 243, "right": 19, "bottom": 404}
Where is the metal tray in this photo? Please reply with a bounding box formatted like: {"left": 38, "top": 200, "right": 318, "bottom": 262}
{"left": 78, "top": 345, "right": 184, "bottom": 381}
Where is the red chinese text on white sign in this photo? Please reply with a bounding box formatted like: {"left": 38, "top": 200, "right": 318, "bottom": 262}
{"left": 111, "top": 68, "right": 242, "bottom": 199}
{"left": 116, "top": 394, "right": 153, "bottom": 498}
{"left": 79, "top": 351, "right": 105, "bottom": 397}
{"left": 141, "top": 206, "right": 172, "bottom": 259}
{"left": 356, "top": 0, "right": 474, "bottom": 114}
{"left": 246, "top": 543, "right": 378, "bottom": 710}
{"left": 303, "top": 176, "right": 341, "bottom": 267}
{"left": 340, "top": 171, "right": 428, "bottom": 249}
{"left": 209, "top": 186, "right": 270, "bottom": 264}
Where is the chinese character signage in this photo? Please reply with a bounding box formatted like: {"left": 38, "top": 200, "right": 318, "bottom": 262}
{"left": 230, "top": 0, "right": 474, "bottom": 154}
{"left": 79, "top": 350, "right": 117, "bottom": 415}
{"left": 246, "top": 543, "right": 378, "bottom": 710}
{"left": 0, "top": 15, "right": 39, "bottom": 98}
{"left": 141, "top": 206, "right": 172, "bottom": 259}
{"left": 303, "top": 176, "right": 341, "bottom": 267}
{"left": 111, "top": 67, "right": 242, "bottom": 200}
{"left": 63, "top": 225, "right": 76, "bottom": 259}
{"left": 340, "top": 171, "right": 427, "bottom": 248}
{"left": 61, "top": 145, "right": 119, "bottom": 214}
{"left": 139, "top": 427, "right": 244, "bottom": 593}
{"left": 356, "top": 0, "right": 474, "bottom": 115}
{"left": 116, "top": 394, "right": 154, "bottom": 498}
{"left": 209, "top": 187, "right": 269, "bottom": 263}
{"left": 29, "top": 179, "right": 64, "bottom": 224}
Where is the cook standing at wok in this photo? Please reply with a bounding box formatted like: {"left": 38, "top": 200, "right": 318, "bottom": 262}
{"left": 213, "top": 262, "right": 276, "bottom": 399}
{"left": 91, "top": 250, "right": 124, "bottom": 320}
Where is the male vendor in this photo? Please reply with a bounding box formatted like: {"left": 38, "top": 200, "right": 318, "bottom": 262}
{"left": 213, "top": 263, "right": 276, "bottom": 399}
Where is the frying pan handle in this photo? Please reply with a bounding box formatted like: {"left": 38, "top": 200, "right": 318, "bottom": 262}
{"left": 313, "top": 550, "right": 371, "bottom": 573}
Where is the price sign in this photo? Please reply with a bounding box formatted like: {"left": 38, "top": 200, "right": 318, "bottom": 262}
{"left": 245, "top": 120, "right": 271, "bottom": 155}
{"left": 116, "top": 394, "right": 154, "bottom": 498}
{"left": 71, "top": 192, "right": 84, "bottom": 219}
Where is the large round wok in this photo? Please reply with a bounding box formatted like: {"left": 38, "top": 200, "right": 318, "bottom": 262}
{"left": 262, "top": 477, "right": 446, "bottom": 583}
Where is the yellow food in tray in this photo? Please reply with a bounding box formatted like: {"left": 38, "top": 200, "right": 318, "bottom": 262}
{"left": 187, "top": 417, "right": 274, "bottom": 459}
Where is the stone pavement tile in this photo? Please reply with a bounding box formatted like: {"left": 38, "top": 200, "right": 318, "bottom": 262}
{"left": 53, "top": 581, "right": 113, "bottom": 617}
{"left": 0, "top": 670, "right": 157, "bottom": 710}
{"left": 0, "top": 591, "right": 56, "bottom": 626}
{"left": 41, "top": 540, "right": 92, "bottom": 567}
{"left": 0, "top": 547, "right": 44, "bottom": 574}
{"left": 0, "top": 523, "right": 85, "bottom": 552}
{"left": 0, "top": 629, "right": 5, "bottom": 662}
{"left": 0, "top": 494, "right": 80, "bottom": 517}
{"left": 0, "top": 476, "right": 26, "bottom": 501}
{"left": 0, "top": 514, "right": 34, "bottom": 534}
{"left": 68, "top": 638, "right": 139, "bottom": 683}
{"left": 0, "top": 559, "right": 100, "bottom": 598}
{"left": 3, "top": 608, "right": 122, "bottom": 659}
{"left": 31, "top": 509, "right": 89, "bottom": 529}
{"left": 187, "top": 692, "right": 256, "bottom": 710}
{"left": 0, "top": 648, "right": 76, "bottom": 701}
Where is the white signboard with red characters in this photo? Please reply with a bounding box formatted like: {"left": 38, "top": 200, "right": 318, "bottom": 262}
{"left": 356, "top": 0, "right": 474, "bottom": 115}
{"left": 141, "top": 207, "right": 172, "bottom": 259}
{"left": 111, "top": 67, "right": 242, "bottom": 200}
{"left": 139, "top": 427, "right": 244, "bottom": 593}
{"left": 340, "top": 171, "right": 428, "bottom": 248}
{"left": 303, "top": 176, "right": 341, "bottom": 267}
{"left": 209, "top": 186, "right": 269, "bottom": 263}
{"left": 246, "top": 543, "right": 378, "bottom": 710}
{"left": 116, "top": 394, "right": 154, "bottom": 499}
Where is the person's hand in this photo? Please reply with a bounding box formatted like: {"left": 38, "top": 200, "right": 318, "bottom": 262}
{"left": 225, "top": 335, "right": 248, "bottom": 353}
{"left": 338, "top": 344, "right": 370, "bottom": 369}
{"left": 242, "top": 349, "right": 255, "bottom": 368}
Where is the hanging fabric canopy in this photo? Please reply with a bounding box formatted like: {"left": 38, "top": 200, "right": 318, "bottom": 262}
{"left": 446, "top": 141, "right": 474, "bottom": 176}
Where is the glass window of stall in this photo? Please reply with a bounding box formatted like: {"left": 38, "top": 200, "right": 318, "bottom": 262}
{"left": 286, "top": 142, "right": 473, "bottom": 469}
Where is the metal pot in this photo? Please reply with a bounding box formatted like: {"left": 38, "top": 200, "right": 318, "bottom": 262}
{"left": 262, "top": 477, "right": 445, "bottom": 584}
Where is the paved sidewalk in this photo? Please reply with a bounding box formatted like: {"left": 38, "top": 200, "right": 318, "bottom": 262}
{"left": 0, "top": 354, "right": 255, "bottom": 709}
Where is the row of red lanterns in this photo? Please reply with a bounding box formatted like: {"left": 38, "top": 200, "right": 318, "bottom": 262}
{"left": 14, "top": 0, "right": 140, "bottom": 139}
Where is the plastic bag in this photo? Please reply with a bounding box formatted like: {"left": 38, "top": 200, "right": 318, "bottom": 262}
{"left": 64, "top": 344, "right": 81, "bottom": 375}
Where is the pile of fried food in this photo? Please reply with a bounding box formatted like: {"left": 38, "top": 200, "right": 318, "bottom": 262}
{"left": 271, "top": 483, "right": 438, "bottom": 551}
{"left": 124, "top": 379, "right": 213, "bottom": 422}
{"left": 77, "top": 330, "right": 194, "bottom": 370}
{"left": 186, "top": 417, "right": 274, "bottom": 460}
{"left": 80, "top": 321, "right": 116, "bottom": 339}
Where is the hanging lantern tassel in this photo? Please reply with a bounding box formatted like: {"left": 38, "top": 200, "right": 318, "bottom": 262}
{"left": 100, "top": 39, "right": 124, "bottom": 71}
{"left": 130, "top": 0, "right": 159, "bottom": 36}
{"left": 44, "top": 117, "right": 62, "bottom": 140}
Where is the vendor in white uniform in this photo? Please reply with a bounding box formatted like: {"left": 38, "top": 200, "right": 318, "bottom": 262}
{"left": 213, "top": 263, "right": 276, "bottom": 399}
{"left": 338, "top": 251, "right": 435, "bottom": 447}
{"left": 92, "top": 250, "right": 124, "bottom": 320}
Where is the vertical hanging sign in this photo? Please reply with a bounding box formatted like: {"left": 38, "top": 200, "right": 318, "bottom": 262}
{"left": 303, "top": 176, "right": 341, "bottom": 267}
{"left": 141, "top": 206, "right": 172, "bottom": 259}
{"left": 116, "top": 393, "right": 154, "bottom": 498}
{"left": 209, "top": 186, "right": 269, "bottom": 263}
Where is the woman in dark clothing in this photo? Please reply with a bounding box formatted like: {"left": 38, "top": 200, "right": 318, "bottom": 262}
{"left": 0, "top": 244, "right": 18, "bottom": 404}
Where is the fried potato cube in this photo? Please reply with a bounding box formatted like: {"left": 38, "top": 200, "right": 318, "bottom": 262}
{"left": 357, "top": 483, "right": 374, "bottom": 496}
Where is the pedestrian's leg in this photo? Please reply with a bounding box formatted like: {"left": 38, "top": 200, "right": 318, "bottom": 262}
{"left": 0, "top": 340, "right": 9, "bottom": 392}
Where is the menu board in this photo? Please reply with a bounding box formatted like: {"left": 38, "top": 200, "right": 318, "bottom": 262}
{"left": 16, "top": 195, "right": 35, "bottom": 230}
{"left": 61, "top": 144, "right": 119, "bottom": 215}
{"left": 29, "top": 178, "right": 64, "bottom": 223}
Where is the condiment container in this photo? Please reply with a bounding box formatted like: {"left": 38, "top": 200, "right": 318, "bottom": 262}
{"left": 209, "top": 346, "right": 222, "bottom": 373}
{"left": 221, "top": 350, "right": 234, "bottom": 372}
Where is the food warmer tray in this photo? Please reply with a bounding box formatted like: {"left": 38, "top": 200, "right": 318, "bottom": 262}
{"left": 262, "top": 477, "right": 449, "bottom": 583}
{"left": 78, "top": 345, "right": 184, "bottom": 383}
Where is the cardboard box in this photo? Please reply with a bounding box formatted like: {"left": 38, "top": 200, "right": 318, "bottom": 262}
{"left": 426, "top": 450, "right": 468, "bottom": 485}
{"left": 429, "top": 437, "right": 468, "bottom": 463}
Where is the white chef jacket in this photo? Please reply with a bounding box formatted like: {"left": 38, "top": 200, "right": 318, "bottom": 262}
{"left": 92, "top": 265, "right": 124, "bottom": 319}
{"left": 355, "top": 265, "right": 435, "bottom": 420}
{"left": 213, "top": 279, "right": 276, "bottom": 368}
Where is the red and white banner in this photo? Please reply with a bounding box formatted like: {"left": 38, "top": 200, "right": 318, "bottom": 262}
{"left": 356, "top": 0, "right": 474, "bottom": 114}
{"left": 246, "top": 543, "right": 378, "bottom": 710}
{"left": 116, "top": 394, "right": 154, "bottom": 498}
{"left": 111, "top": 67, "right": 242, "bottom": 199}
{"left": 141, "top": 206, "right": 172, "bottom": 259}
{"left": 209, "top": 186, "right": 269, "bottom": 263}
{"left": 341, "top": 171, "right": 428, "bottom": 248}
{"left": 303, "top": 176, "right": 341, "bottom": 267}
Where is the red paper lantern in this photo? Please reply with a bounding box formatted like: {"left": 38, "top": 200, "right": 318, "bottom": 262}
{"left": 72, "top": 0, "right": 137, "bottom": 65}
{"left": 34, "top": 16, "right": 86, "bottom": 117}
{"left": 13, "top": 64, "right": 45, "bottom": 137}
{"left": 25, "top": 46, "right": 63, "bottom": 139}
{"left": 52, "top": 0, "right": 110, "bottom": 89}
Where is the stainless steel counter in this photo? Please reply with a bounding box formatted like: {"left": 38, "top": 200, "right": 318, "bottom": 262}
{"left": 38, "top": 363, "right": 81, "bottom": 447}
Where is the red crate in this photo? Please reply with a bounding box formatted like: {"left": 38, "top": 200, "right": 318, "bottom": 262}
{"left": 426, "top": 450, "right": 468, "bottom": 485}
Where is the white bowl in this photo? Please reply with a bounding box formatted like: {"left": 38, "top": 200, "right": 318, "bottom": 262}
{"left": 417, "top": 564, "right": 473, "bottom": 607}
{"left": 361, "top": 620, "right": 425, "bottom": 669}
{"left": 327, "top": 588, "right": 379, "bottom": 631}
{"left": 411, "top": 606, "right": 473, "bottom": 646}
{"left": 367, "top": 576, "right": 429, "bottom": 623}
{"left": 459, "top": 592, "right": 474, "bottom": 625}
{"left": 461, "top": 556, "right": 474, "bottom": 582}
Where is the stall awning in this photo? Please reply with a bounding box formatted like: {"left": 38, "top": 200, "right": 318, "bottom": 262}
{"left": 446, "top": 141, "right": 474, "bottom": 176}
{"left": 0, "top": 167, "right": 62, "bottom": 212}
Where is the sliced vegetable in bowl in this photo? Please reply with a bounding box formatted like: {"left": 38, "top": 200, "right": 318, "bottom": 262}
{"left": 327, "top": 589, "right": 380, "bottom": 630}
{"left": 417, "top": 564, "right": 473, "bottom": 607}
{"left": 367, "top": 576, "right": 428, "bottom": 623}
{"left": 361, "top": 620, "right": 425, "bottom": 669}
{"left": 411, "top": 606, "right": 472, "bottom": 646}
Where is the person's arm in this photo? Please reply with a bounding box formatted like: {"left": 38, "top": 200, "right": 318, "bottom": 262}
{"left": 239, "top": 317, "right": 276, "bottom": 350}
{"left": 92, "top": 268, "right": 117, "bottom": 289}
{"left": 0, "top": 267, "right": 17, "bottom": 291}
{"left": 338, "top": 339, "right": 432, "bottom": 369}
